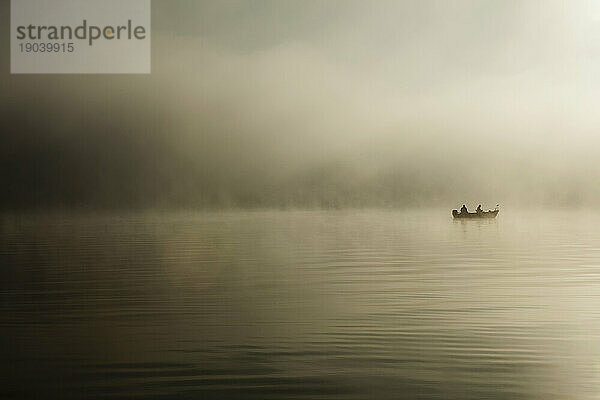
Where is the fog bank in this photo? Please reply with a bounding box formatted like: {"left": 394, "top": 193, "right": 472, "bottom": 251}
{"left": 2, "top": 1, "right": 600, "bottom": 210}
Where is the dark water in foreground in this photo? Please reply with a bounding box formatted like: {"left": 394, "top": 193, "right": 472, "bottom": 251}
{"left": 2, "top": 210, "right": 600, "bottom": 399}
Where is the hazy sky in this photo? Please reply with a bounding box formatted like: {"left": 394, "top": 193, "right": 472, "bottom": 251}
{"left": 2, "top": 1, "right": 600, "bottom": 209}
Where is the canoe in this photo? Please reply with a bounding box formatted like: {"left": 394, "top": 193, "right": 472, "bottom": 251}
{"left": 452, "top": 209, "right": 499, "bottom": 219}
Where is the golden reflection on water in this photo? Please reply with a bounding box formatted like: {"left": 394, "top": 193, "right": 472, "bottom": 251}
{"left": 2, "top": 210, "right": 600, "bottom": 399}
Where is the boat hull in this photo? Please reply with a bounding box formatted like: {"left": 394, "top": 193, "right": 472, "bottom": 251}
{"left": 452, "top": 209, "right": 498, "bottom": 219}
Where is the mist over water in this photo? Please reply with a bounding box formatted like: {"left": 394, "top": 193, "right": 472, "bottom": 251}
{"left": 3, "top": 1, "right": 600, "bottom": 209}
{"left": 3, "top": 1, "right": 600, "bottom": 399}
{"left": 3, "top": 210, "right": 600, "bottom": 399}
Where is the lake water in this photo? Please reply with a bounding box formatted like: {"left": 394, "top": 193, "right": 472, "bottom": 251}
{"left": 2, "top": 209, "right": 600, "bottom": 399}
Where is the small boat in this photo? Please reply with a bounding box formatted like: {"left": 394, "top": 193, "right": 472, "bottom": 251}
{"left": 452, "top": 209, "right": 499, "bottom": 219}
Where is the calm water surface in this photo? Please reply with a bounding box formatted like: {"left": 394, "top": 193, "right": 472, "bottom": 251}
{"left": 2, "top": 209, "right": 600, "bottom": 399}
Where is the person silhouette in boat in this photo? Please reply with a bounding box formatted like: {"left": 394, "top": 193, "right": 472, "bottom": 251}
{"left": 460, "top": 204, "right": 468, "bottom": 215}
{"left": 476, "top": 204, "right": 482, "bottom": 214}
